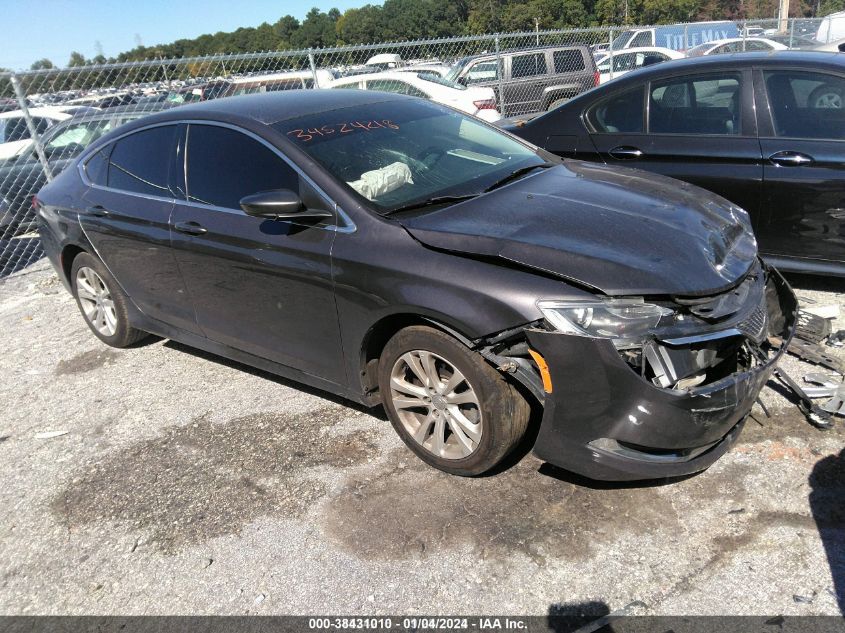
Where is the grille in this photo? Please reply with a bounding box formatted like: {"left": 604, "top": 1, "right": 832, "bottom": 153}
{"left": 737, "top": 303, "right": 768, "bottom": 343}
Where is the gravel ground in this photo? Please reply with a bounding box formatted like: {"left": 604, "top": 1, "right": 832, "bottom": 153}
{"left": 0, "top": 259, "right": 843, "bottom": 616}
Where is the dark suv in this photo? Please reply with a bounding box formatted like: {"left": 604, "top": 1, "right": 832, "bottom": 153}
{"left": 446, "top": 45, "right": 598, "bottom": 117}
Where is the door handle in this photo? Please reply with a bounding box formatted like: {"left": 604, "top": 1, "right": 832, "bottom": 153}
{"left": 173, "top": 220, "right": 207, "bottom": 235}
{"left": 609, "top": 146, "right": 644, "bottom": 160}
{"left": 85, "top": 205, "right": 109, "bottom": 218}
{"left": 768, "top": 151, "right": 814, "bottom": 166}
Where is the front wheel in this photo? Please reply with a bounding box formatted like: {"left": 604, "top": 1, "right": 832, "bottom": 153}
{"left": 378, "top": 326, "right": 530, "bottom": 476}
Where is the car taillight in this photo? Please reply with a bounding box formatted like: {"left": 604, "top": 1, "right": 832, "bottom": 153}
{"left": 473, "top": 98, "right": 497, "bottom": 110}
{"left": 594, "top": 71, "right": 600, "bottom": 86}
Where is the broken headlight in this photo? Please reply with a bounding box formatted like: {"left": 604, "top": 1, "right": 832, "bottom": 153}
{"left": 538, "top": 298, "right": 673, "bottom": 348}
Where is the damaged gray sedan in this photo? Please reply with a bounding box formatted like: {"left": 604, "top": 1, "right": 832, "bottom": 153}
{"left": 36, "top": 90, "right": 797, "bottom": 480}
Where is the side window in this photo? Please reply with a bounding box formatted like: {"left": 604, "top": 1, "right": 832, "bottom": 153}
{"left": 511, "top": 53, "right": 548, "bottom": 79}
{"left": 464, "top": 60, "right": 500, "bottom": 85}
{"left": 764, "top": 71, "right": 845, "bottom": 140}
{"left": 107, "top": 125, "right": 176, "bottom": 196}
{"left": 649, "top": 74, "right": 742, "bottom": 135}
{"left": 552, "top": 50, "right": 585, "bottom": 73}
{"left": 746, "top": 40, "right": 770, "bottom": 51}
{"left": 614, "top": 53, "right": 637, "bottom": 72}
{"left": 332, "top": 81, "right": 362, "bottom": 90}
{"left": 367, "top": 79, "right": 427, "bottom": 98}
{"left": 631, "top": 31, "right": 653, "bottom": 47}
{"left": 84, "top": 144, "right": 112, "bottom": 186}
{"left": 3, "top": 117, "right": 31, "bottom": 142}
{"left": 186, "top": 124, "right": 299, "bottom": 210}
{"left": 587, "top": 86, "right": 645, "bottom": 133}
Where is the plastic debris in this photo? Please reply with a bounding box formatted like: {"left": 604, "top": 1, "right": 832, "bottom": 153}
{"left": 820, "top": 382, "right": 845, "bottom": 417}
{"left": 801, "top": 304, "right": 840, "bottom": 320}
{"left": 827, "top": 330, "right": 845, "bottom": 348}
{"left": 34, "top": 430, "right": 68, "bottom": 439}
{"left": 773, "top": 368, "right": 834, "bottom": 430}
{"left": 796, "top": 310, "right": 833, "bottom": 343}
{"left": 802, "top": 373, "right": 841, "bottom": 399}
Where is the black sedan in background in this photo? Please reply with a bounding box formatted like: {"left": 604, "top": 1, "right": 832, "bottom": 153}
{"left": 36, "top": 91, "right": 796, "bottom": 481}
{"left": 507, "top": 52, "right": 845, "bottom": 276}
{"left": 0, "top": 105, "right": 171, "bottom": 236}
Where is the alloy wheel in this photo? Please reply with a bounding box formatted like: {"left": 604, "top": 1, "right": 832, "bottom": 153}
{"left": 389, "top": 350, "right": 482, "bottom": 459}
{"left": 76, "top": 266, "right": 118, "bottom": 337}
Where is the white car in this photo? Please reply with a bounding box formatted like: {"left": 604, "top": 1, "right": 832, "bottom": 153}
{"left": 395, "top": 64, "right": 452, "bottom": 78}
{"left": 0, "top": 107, "right": 75, "bottom": 161}
{"left": 686, "top": 37, "right": 788, "bottom": 57}
{"left": 593, "top": 47, "right": 684, "bottom": 83}
{"left": 325, "top": 70, "right": 501, "bottom": 122}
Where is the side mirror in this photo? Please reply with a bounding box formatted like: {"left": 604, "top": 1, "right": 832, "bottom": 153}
{"left": 239, "top": 189, "right": 333, "bottom": 220}
{"left": 457, "top": 76, "right": 468, "bottom": 86}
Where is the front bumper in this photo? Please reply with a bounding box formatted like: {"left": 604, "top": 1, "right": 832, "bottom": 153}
{"left": 526, "top": 266, "right": 797, "bottom": 481}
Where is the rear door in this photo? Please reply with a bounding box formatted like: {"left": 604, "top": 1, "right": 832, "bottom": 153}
{"left": 79, "top": 124, "right": 199, "bottom": 333}
{"left": 586, "top": 69, "right": 763, "bottom": 221}
{"left": 504, "top": 52, "right": 550, "bottom": 116}
{"left": 169, "top": 123, "right": 344, "bottom": 383}
{"left": 756, "top": 68, "right": 845, "bottom": 264}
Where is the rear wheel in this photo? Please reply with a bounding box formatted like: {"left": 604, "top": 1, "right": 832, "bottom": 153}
{"left": 378, "top": 326, "right": 530, "bottom": 476}
{"left": 70, "top": 252, "right": 148, "bottom": 348}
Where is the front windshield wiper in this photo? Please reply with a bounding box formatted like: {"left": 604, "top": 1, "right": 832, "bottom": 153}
{"left": 483, "top": 162, "right": 555, "bottom": 193}
{"left": 383, "top": 194, "right": 479, "bottom": 216}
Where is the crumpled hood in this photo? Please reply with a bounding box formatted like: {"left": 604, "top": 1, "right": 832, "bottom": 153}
{"left": 398, "top": 161, "right": 757, "bottom": 296}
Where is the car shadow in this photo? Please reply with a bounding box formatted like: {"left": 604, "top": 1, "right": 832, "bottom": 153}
{"left": 161, "top": 339, "right": 384, "bottom": 419}
{"left": 0, "top": 235, "right": 44, "bottom": 279}
{"left": 783, "top": 271, "right": 845, "bottom": 296}
{"left": 808, "top": 448, "right": 845, "bottom": 613}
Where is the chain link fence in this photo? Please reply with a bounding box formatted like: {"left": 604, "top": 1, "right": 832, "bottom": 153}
{"left": 0, "top": 17, "right": 825, "bottom": 279}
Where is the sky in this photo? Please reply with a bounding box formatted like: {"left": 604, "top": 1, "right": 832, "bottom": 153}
{"left": 1, "top": 0, "right": 376, "bottom": 71}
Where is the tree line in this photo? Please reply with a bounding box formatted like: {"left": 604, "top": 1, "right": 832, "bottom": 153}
{"left": 25, "top": 0, "right": 836, "bottom": 70}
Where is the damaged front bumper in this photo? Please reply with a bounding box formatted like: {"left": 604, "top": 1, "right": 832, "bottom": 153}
{"left": 523, "top": 263, "right": 797, "bottom": 481}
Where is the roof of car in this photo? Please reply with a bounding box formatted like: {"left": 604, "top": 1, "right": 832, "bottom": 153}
{"left": 93, "top": 89, "right": 409, "bottom": 132}
{"left": 604, "top": 50, "right": 845, "bottom": 79}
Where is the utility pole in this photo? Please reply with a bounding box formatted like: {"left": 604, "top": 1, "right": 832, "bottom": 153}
{"left": 535, "top": 18, "right": 540, "bottom": 45}
{"left": 778, "top": 0, "right": 790, "bottom": 32}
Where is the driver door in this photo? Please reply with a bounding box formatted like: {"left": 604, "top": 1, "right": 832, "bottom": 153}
{"left": 169, "top": 123, "right": 345, "bottom": 384}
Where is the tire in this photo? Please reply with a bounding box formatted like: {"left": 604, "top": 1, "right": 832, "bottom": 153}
{"left": 378, "top": 325, "right": 530, "bottom": 476}
{"left": 70, "top": 252, "right": 149, "bottom": 348}
{"left": 808, "top": 84, "right": 843, "bottom": 109}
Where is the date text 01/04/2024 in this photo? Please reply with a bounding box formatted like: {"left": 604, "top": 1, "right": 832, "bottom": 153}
{"left": 307, "top": 617, "right": 530, "bottom": 630}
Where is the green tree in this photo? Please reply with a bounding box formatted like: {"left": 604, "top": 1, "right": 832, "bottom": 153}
{"left": 291, "top": 7, "right": 341, "bottom": 48}
{"left": 30, "top": 58, "right": 54, "bottom": 70}
{"left": 68, "top": 51, "right": 88, "bottom": 67}
{"left": 337, "top": 5, "right": 386, "bottom": 43}
{"left": 641, "top": 0, "right": 700, "bottom": 22}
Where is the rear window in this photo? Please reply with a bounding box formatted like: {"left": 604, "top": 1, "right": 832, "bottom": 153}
{"left": 553, "top": 50, "right": 585, "bottom": 74}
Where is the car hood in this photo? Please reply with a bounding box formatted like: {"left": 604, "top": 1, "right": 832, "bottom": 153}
{"left": 398, "top": 161, "right": 757, "bottom": 296}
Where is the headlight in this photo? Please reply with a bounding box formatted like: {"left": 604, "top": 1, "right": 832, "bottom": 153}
{"left": 538, "top": 298, "right": 673, "bottom": 347}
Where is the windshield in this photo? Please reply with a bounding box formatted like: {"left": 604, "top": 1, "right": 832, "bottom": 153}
{"left": 274, "top": 100, "right": 543, "bottom": 215}
{"left": 417, "top": 73, "right": 466, "bottom": 90}
{"left": 610, "top": 30, "right": 635, "bottom": 50}
{"left": 685, "top": 42, "right": 712, "bottom": 57}
{"left": 444, "top": 59, "right": 468, "bottom": 83}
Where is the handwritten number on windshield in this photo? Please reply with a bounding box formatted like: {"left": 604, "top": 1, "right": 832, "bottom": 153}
{"left": 287, "top": 120, "right": 399, "bottom": 142}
